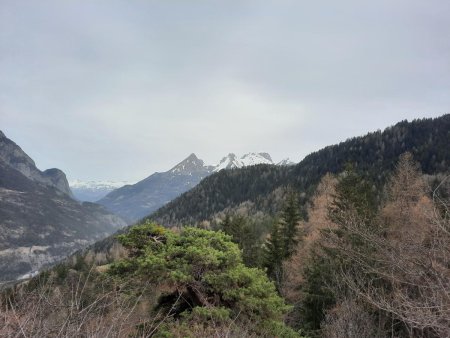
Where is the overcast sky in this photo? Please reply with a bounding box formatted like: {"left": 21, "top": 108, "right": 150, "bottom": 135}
{"left": 1, "top": 1, "right": 449, "bottom": 181}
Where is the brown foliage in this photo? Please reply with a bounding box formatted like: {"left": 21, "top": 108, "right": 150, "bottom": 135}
{"left": 283, "top": 174, "right": 337, "bottom": 302}
{"left": 284, "top": 153, "right": 449, "bottom": 337}
{"left": 331, "top": 154, "right": 450, "bottom": 337}
{"left": 382, "top": 152, "right": 433, "bottom": 243}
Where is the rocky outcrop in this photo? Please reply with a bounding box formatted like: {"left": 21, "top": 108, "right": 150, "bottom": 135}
{"left": 0, "top": 131, "right": 73, "bottom": 197}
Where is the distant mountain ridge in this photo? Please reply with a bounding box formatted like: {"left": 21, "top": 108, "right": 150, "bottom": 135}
{"left": 69, "top": 179, "right": 135, "bottom": 202}
{"left": 0, "top": 131, "right": 127, "bottom": 283}
{"left": 97, "top": 152, "right": 289, "bottom": 223}
{"left": 71, "top": 152, "right": 291, "bottom": 203}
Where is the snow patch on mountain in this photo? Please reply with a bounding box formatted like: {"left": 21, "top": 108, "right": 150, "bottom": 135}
{"left": 240, "top": 152, "right": 273, "bottom": 166}
{"left": 69, "top": 180, "right": 134, "bottom": 190}
{"left": 212, "top": 152, "right": 274, "bottom": 172}
{"left": 214, "top": 153, "right": 242, "bottom": 172}
{"left": 277, "top": 158, "right": 295, "bottom": 166}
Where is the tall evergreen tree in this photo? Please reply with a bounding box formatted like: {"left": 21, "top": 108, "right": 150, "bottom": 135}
{"left": 264, "top": 220, "right": 285, "bottom": 290}
{"left": 329, "top": 163, "right": 377, "bottom": 227}
{"left": 221, "top": 213, "right": 244, "bottom": 242}
{"left": 281, "top": 191, "right": 301, "bottom": 258}
{"left": 265, "top": 191, "right": 303, "bottom": 290}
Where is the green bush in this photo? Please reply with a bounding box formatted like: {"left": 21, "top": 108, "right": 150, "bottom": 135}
{"left": 110, "top": 221, "right": 302, "bottom": 337}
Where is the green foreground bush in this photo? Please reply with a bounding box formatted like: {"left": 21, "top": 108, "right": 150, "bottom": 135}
{"left": 110, "top": 222, "right": 302, "bottom": 337}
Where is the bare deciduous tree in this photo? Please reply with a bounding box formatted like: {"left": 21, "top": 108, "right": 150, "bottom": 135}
{"left": 0, "top": 266, "right": 153, "bottom": 338}
{"left": 325, "top": 154, "right": 450, "bottom": 337}
{"left": 322, "top": 298, "right": 385, "bottom": 338}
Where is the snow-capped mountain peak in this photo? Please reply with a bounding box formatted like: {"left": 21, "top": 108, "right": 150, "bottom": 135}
{"left": 169, "top": 153, "right": 211, "bottom": 174}
{"left": 240, "top": 152, "right": 273, "bottom": 166}
{"left": 212, "top": 152, "right": 274, "bottom": 172}
{"left": 214, "top": 153, "right": 241, "bottom": 172}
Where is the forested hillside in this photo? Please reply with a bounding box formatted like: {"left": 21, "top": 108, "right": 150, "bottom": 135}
{"left": 151, "top": 164, "right": 293, "bottom": 226}
{"left": 150, "top": 115, "right": 450, "bottom": 226}
{"left": 290, "top": 115, "right": 450, "bottom": 191}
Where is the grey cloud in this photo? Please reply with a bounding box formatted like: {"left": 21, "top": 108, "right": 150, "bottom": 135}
{"left": 1, "top": 0, "right": 449, "bottom": 181}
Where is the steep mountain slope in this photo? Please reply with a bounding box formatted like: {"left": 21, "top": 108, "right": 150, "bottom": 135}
{"left": 97, "top": 154, "right": 212, "bottom": 223}
{"left": 0, "top": 131, "right": 73, "bottom": 197}
{"left": 0, "top": 132, "right": 126, "bottom": 283}
{"left": 98, "top": 152, "right": 281, "bottom": 223}
{"left": 69, "top": 180, "right": 133, "bottom": 202}
{"left": 149, "top": 115, "right": 450, "bottom": 226}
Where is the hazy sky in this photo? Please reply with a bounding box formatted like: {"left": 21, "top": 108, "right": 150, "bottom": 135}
{"left": 1, "top": 1, "right": 449, "bottom": 181}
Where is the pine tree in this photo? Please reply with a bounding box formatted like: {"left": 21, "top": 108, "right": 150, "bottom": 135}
{"left": 221, "top": 213, "right": 242, "bottom": 242}
{"left": 221, "top": 214, "right": 263, "bottom": 267}
{"left": 110, "top": 222, "right": 300, "bottom": 337}
{"left": 265, "top": 192, "right": 303, "bottom": 290}
{"left": 329, "top": 163, "right": 377, "bottom": 227}
{"left": 264, "top": 220, "right": 285, "bottom": 290}
{"left": 281, "top": 191, "right": 301, "bottom": 258}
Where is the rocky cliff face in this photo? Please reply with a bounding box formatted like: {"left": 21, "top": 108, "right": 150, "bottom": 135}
{"left": 0, "top": 132, "right": 127, "bottom": 283}
{"left": 0, "top": 131, "right": 73, "bottom": 197}
{"left": 42, "top": 168, "right": 73, "bottom": 196}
